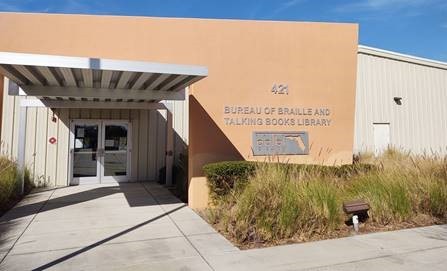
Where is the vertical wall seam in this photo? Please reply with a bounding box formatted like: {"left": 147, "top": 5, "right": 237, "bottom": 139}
{"left": 44, "top": 108, "right": 49, "bottom": 182}
{"left": 155, "top": 111, "right": 160, "bottom": 181}
{"left": 10, "top": 96, "right": 16, "bottom": 159}
{"left": 32, "top": 108, "right": 38, "bottom": 182}
{"left": 137, "top": 110, "right": 141, "bottom": 181}
{"left": 54, "top": 109, "right": 59, "bottom": 186}
{"left": 149, "top": 110, "right": 153, "bottom": 180}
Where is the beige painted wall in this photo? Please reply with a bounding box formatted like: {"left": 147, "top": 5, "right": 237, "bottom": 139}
{"left": 0, "top": 13, "right": 358, "bottom": 208}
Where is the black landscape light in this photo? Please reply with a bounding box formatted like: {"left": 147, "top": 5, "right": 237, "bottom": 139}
{"left": 393, "top": 97, "right": 402, "bottom": 105}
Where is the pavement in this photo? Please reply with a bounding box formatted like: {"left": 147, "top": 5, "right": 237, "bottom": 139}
{"left": 0, "top": 182, "right": 446, "bottom": 270}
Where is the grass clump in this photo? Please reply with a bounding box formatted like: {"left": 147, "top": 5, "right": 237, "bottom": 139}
{"left": 428, "top": 180, "right": 447, "bottom": 219}
{"left": 0, "top": 157, "right": 20, "bottom": 211}
{"left": 205, "top": 149, "right": 447, "bottom": 246}
{"left": 0, "top": 156, "right": 34, "bottom": 214}
{"left": 211, "top": 163, "right": 343, "bottom": 243}
{"left": 347, "top": 173, "right": 412, "bottom": 223}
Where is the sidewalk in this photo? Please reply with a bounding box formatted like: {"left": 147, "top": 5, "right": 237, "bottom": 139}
{"left": 205, "top": 225, "right": 447, "bottom": 271}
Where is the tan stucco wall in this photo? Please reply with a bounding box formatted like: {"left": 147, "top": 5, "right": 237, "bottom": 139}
{"left": 0, "top": 13, "right": 358, "bottom": 209}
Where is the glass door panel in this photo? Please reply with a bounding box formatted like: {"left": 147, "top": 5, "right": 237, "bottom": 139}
{"left": 72, "top": 123, "right": 100, "bottom": 184}
{"left": 104, "top": 153, "right": 127, "bottom": 176}
{"left": 101, "top": 123, "right": 130, "bottom": 181}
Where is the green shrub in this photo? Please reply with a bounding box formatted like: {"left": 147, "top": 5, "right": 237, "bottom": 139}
{"left": 203, "top": 161, "right": 378, "bottom": 203}
{"left": 203, "top": 161, "right": 256, "bottom": 202}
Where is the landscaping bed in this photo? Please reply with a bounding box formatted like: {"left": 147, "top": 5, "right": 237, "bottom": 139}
{"left": 202, "top": 150, "right": 447, "bottom": 249}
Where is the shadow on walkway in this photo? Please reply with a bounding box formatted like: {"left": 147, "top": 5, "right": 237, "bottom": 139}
{"left": 1, "top": 182, "right": 184, "bottom": 268}
{"left": 0, "top": 183, "right": 177, "bottom": 222}
{"left": 32, "top": 204, "right": 186, "bottom": 271}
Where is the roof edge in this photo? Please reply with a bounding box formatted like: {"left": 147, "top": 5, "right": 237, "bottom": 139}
{"left": 0, "top": 11, "right": 358, "bottom": 26}
{"left": 0, "top": 51, "right": 208, "bottom": 76}
{"left": 358, "top": 45, "right": 447, "bottom": 70}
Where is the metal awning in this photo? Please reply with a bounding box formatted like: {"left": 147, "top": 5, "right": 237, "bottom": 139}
{"left": 0, "top": 51, "right": 208, "bottom": 102}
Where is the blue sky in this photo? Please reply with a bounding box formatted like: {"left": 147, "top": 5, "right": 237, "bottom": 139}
{"left": 0, "top": 0, "right": 446, "bottom": 61}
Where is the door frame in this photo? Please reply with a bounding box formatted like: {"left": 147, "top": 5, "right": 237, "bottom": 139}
{"left": 373, "top": 122, "right": 391, "bottom": 156}
{"left": 69, "top": 119, "right": 132, "bottom": 185}
{"left": 100, "top": 120, "right": 132, "bottom": 183}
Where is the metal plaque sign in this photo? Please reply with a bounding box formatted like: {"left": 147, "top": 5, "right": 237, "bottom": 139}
{"left": 252, "top": 131, "right": 309, "bottom": 156}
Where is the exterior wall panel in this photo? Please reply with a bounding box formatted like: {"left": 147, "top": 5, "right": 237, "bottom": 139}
{"left": 147, "top": 110, "right": 158, "bottom": 180}
{"left": 55, "top": 108, "right": 69, "bottom": 186}
{"left": 1, "top": 78, "right": 14, "bottom": 157}
{"left": 355, "top": 51, "right": 447, "bottom": 156}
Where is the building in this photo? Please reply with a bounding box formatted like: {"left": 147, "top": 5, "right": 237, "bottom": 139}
{"left": 355, "top": 46, "right": 447, "bottom": 156}
{"left": 0, "top": 13, "right": 445, "bottom": 209}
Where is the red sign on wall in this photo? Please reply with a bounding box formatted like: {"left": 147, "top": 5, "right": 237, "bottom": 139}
{"left": 49, "top": 137, "right": 57, "bottom": 144}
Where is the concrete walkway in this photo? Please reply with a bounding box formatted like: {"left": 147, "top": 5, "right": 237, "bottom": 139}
{"left": 0, "top": 183, "right": 237, "bottom": 270}
{"left": 0, "top": 183, "right": 446, "bottom": 270}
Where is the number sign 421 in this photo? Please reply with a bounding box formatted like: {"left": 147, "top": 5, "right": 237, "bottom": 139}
{"left": 271, "top": 84, "right": 289, "bottom": 95}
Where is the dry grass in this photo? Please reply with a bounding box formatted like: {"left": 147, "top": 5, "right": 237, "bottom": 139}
{"left": 0, "top": 156, "right": 20, "bottom": 211}
{"left": 205, "top": 149, "right": 447, "bottom": 247}
{"left": 0, "top": 156, "right": 34, "bottom": 214}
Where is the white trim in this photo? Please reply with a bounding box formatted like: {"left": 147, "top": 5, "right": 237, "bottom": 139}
{"left": 17, "top": 106, "right": 27, "bottom": 194}
{"left": 81, "top": 69, "right": 93, "bottom": 88}
{"left": 162, "top": 101, "right": 174, "bottom": 112}
{"left": 171, "top": 75, "right": 205, "bottom": 92}
{"left": 69, "top": 120, "right": 101, "bottom": 185}
{"left": 160, "top": 75, "right": 188, "bottom": 91}
{"left": 131, "top": 73, "right": 151, "bottom": 90}
{"left": 146, "top": 74, "right": 170, "bottom": 90}
{"left": 100, "top": 70, "right": 113, "bottom": 88}
{"left": 37, "top": 66, "right": 59, "bottom": 85}
{"left": 69, "top": 120, "right": 132, "bottom": 185}
{"left": 0, "top": 65, "right": 27, "bottom": 85}
{"left": 13, "top": 65, "right": 44, "bottom": 85}
{"left": 20, "top": 86, "right": 185, "bottom": 100}
{"left": 100, "top": 120, "right": 132, "bottom": 183}
{"left": 0, "top": 51, "right": 208, "bottom": 76}
{"left": 358, "top": 45, "right": 447, "bottom": 70}
{"left": 116, "top": 71, "right": 132, "bottom": 89}
{"left": 20, "top": 99, "right": 167, "bottom": 110}
{"left": 165, "top": 109, "right": 174, "bottom": 186}
{"left": 60, "top": 67, "right": 77, "bottom": 87}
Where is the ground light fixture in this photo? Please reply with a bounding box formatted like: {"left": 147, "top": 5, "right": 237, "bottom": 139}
{"left": 353, "top": 215, "right": 360, "bottom": 232}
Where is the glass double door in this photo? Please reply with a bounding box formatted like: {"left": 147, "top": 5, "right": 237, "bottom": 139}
{"left": 70, "top": 120, "right": 131, "bottom": 185}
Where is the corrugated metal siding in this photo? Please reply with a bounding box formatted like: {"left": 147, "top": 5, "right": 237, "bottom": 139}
{"left": 0, "top": 78, "right": 189, "bottom": 186}
{"left": 171, "top": 93, "right": 189, "bottom": 162}
{"left": 355, "top": 53, "right": 447, "bottom": 155}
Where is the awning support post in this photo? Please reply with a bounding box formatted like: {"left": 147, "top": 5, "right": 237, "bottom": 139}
{"left": 17, "top": 105, "right": 27, "bottom": 195}
{"left": 165, "top": 103, "right": 174, "bottom": 186}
